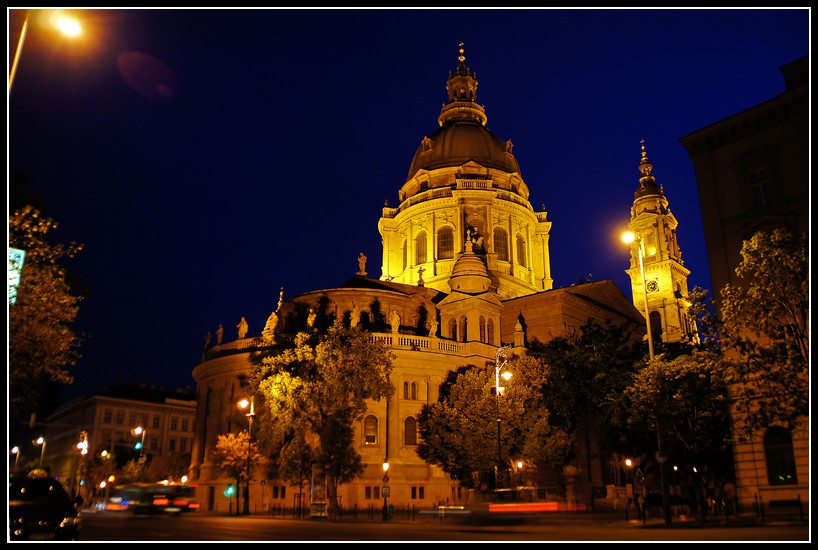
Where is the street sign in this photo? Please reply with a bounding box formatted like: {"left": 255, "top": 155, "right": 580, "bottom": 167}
{"left": 382, "top": 487, "right": 390, "bottom": 497}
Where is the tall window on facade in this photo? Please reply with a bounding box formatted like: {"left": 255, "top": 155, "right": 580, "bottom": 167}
{"left": 748, "top": 166, "right": 771, "bottom": 208}
{"left": 461, "top": 316, "right": 468, "bottom": 342}
{"left": 364, "top": 415, "right": 378, "bottom": 445}
{"left": 415, "top": 232, "right": 427, "bottom": 264}
{"left": 487, "top": 318, "right": 495, "bottom": 345}
{"left": 764, "top": 427, "right": 798, "bottom": 485}
{"left": 494, "top": 228, "right": 508, "bottom": 261}
{"left": 402, "top": 240, "right": 407, "bottom": 271}
{"left": 411, "top": 382, "right": 417, "bottom": 400}
{"left": 404, "top": 417, "right": 418, "bottom": 446}
{"left": 449, "top": 319, "right": 457, "bottom": 341}
{"left": 479, "top": 316, "right": 486, "bottom": 342}
{"left": 403, "top": 381, "right": 410, "bottom": 399}
{"left": 516, "top": 235, "right": 527, "bottom": 267}
{"left": 438, "top": 227, "right": 454, "bottom": 260}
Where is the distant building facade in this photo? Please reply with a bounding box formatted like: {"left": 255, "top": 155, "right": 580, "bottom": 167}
{"left": 680, "top": 55, "right": 809, "bottom": 512}
{"left": 40, "top": 385, "right": 196, "bottom": 499}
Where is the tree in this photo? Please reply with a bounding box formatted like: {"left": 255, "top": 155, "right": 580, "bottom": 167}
{"left": 718, "top": 229, "right": 808, "bottom": 436}
{"left": 626, "top": 350, "right": 733, "bottom": 521}
{"left": 534, "top": 320, "right": 645, "bottom": 473}
{"left": 118, "top": 455, "right": 150, "bottom": 485}
{"left": 417, "top": 355, "right": 571, "bottom": 490}
{"left": 144, "top": 452, "right": 192, "bottom": 483}
{"left": 8, "top": 205, "right": 85, "bottom": 420}
{"left": 253, "top": 321, "right": 394, "bottom": 514}
{"left": 210, "top": 431, "right": 261, "bottom": 515}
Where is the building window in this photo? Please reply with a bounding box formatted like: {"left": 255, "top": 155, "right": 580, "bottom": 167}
{"left": 365, "top": 486, "right": 372, "bottom": 499}
{"left": 479, "top": 316, "right": 486, "bottom": 342}
{"left": 104, "top": 410, "right": 113, "bottom": 424}
{"left": 411, "top": 382, "right": 417, "bottom": 400}
{"left": 149, "top": 436, "right": 159, "bottom": 452}
{"left": 364, "top": 415, "right": 378, "bottom": 445}
{"left": 438, "top": 227, "right": 454, "bottom": 260}
{"left": 181, "top": 419, "right": 189, "bottom": 432}
{"left": 449, "top": 319, "right": 457, "bottom": 341}
{"left": 403, "top": 381, "right": 409, "bottom": 399}
{"left": 152, "top": 416, "right": 160, "bottom": 429}
{"left": 493, "top": 228, "right": 508, "bottom": 261}
{"left": 411, "top": 486, "right": 425, "bottom": 500}
{"left": 487, "top": 318, "right": 495, "bottom": 346}
{"left": 171, "top": 417, "right": 178, "bottom": 431}
{"left": 141, "top": 415, "right": 148, "bottom": 427}
{"left": 415, "top": 231, "right": 427, "bottom": 264}
{"left": 402, "top": 240, "right": 407, "bottom": 271}
{"left": 180, "top": 439, "right": 187, "bottom": 453}
{"left": 115, "top": 411, "right": 124, "bottom": 425}
{"left": 168, "top": 438, "right": 176, "bottom": 452}
{"left": 765, "top": 427, "right": 798, "bottom": 485}
{"left": 516, "top": 235, "right": 527, "bottom": 267}
{"left": 129, "top": 412, "right": 137, "bottom": 426}
{"left": 404, "top": 417, "right": 418, "bottom": 446}
{"left": 749, "top": 167, "right": 771, "bottom": 208}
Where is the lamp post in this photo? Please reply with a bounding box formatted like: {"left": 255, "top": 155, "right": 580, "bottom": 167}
{"left": 381, "top": 461, "right": 390, "bottom": 521}
{"left": 132, "top": 426, "right": 146, "bottom": 457}
{"left": 494, "top": 345, "right": 513, "bottom": 488}
{"left": 238, "top": 397, "right": 255, "bottom": 516}
{"left": 9, "top": 9, "right": 82, "bottom": 93}
{"left": 622, "top": 230, "right": 671, "bottom": 525}
{"left": 34, "top": 436, "right": 46, "bottom": 466}
{"left": 11, "top": 446, "right": 21, "bottom": 474}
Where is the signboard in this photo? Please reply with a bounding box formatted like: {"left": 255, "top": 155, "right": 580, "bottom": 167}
{"left": 382, "top": 487, "right": 390, "bottom": 498}
{"left": 8, "top": 247, "right": 26, "bottom": 305}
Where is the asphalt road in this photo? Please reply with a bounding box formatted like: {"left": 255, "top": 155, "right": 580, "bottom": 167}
{"left": 78, "top": 510, "right": 810, "bottom": 542}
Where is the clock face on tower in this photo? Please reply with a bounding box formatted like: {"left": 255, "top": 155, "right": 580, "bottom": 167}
{"left": 646, "top": 279, "right": 659, "bottom": 293}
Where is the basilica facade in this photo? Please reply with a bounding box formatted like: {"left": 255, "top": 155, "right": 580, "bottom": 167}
{"left": 187, "top": 46, "right": 693, "bottom": 515}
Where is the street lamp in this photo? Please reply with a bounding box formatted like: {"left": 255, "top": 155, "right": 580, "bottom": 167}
{"left": 132, "top": 426, "right": 146, "bottom": 456}
{"left": 238, "top": 397, "right": 255, "bottom": 515}
{"left": 11, "top": 446, "right": 21, "bottom": 474}
{"left": 9, "top": 9, "right": 83, "bottom": 92}
{"left": 381, "top": 461, "right": 390, "bottom": 521}
{"left": 494, "top": 345, "right": 513, "bottom": 488}
{"left": 621, "top": 231, "right": 654, "bottom": 360}
{"left": 622, "top": 230, "right": 671, "bottom": 525}
{"left": 34, "top": 436, "right": 47, "bottom": 466}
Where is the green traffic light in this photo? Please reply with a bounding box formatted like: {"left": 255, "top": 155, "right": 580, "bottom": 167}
{"left": 134, "top": 442, "right": 143, "bottom": 450}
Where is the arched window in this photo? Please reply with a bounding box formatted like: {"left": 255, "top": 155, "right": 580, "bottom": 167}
{"left": 461, "top": 316, "right": 468, "bottom": 342}
{"left": 493, "top": 228, "right": 508, "bottom": 261}
{"left": 415, "top": 231, "right": 427, "bottom": 264}
{"left": 487, "top": 318, "right": 495, "bottom": 345}
{"left": 479, "top": 316, "right": 486, "bottom": 342}
{"left": 449, "top": 319, "right": 457, "bottom": 341}
{"left": 404, "top": 417, "right": 418, "bottom": 446}
{"left": 402, "top": 240, "right": 407, "bottom": 271}
{"left": 765, "top": 427, "right": 798, "bottom": 485}
{"left": 438, "top": 227, "right": 454, "bottom": 260}
{"left": 516, "top": 234, "right": 527, "bottom": 267}
{"left": 411, "top": 382, "right": 417, "bottom": 400}
{"left": 403, "top": 381, "right": 409, "bottom": 399}
{"left": 364, "top": 415, "right": 378, "bottom": 445}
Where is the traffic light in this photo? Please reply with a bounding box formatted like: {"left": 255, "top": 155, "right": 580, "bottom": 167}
{"left": 224, "top": 484, "right": 235, "bottom": 497}
{"left": 134, "top": 441, "right": 143, "bottom": 451}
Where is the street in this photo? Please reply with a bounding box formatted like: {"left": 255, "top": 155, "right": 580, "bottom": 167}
{"left": 78, "top": 510, "right": 810, "bottom": 542}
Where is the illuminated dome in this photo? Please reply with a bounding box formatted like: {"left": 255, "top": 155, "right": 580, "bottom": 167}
{"left": 448, "top": 238, "right": 491, "bottom": 294}
{"left": 406, "top": 44, "right": 520, "bottom": 181}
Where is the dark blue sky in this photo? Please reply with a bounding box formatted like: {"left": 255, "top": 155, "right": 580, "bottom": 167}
{"left": 7, "top": 8, "right": 809, "bottom": 403}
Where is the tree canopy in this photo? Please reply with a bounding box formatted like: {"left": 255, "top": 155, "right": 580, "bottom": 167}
{"left": 8, "top": 205, "right": 85, "bottom": 420}
{"left": 718, "top": 228, "right": 809, "bottom": 436}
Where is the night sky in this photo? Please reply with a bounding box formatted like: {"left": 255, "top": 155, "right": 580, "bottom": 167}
{"left": 7, "top": 8, "right": 809, "bottom": 404}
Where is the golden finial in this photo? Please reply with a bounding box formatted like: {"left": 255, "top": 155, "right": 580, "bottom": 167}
{"left": 458, "top": 42, "right": 465, "bottom": 64}
{"left": 640, "top": 139, "right": 648, "bottom": 164}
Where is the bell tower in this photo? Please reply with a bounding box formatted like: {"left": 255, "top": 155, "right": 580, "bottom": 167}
{"left": 624, "top": 140, "right": 696, "bottom": 345}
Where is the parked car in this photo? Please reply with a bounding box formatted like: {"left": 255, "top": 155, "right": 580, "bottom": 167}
{"left": 8, "top": 471, "right": 82, "bottom": 541}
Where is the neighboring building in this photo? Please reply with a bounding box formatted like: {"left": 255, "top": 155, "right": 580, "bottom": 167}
{"left": 188, "top": 46, "right": 651, "bottom": 515}
{"left": 40, "top": 385, "right": 196, "bottom": 499}
{"left": 680, "top": 55, "right": 809, "bottom": 512}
